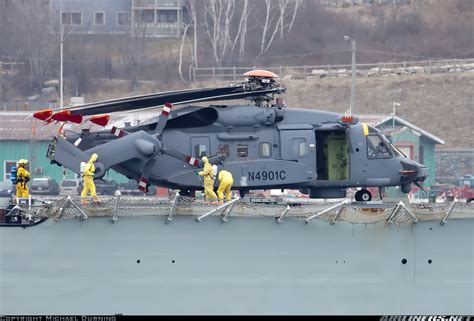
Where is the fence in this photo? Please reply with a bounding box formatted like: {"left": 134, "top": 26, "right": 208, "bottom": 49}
{"left": 191, "top": 58, "right": 474, "bottom": 82}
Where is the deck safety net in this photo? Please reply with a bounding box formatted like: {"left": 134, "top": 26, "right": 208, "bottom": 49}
{"left": 15, "top": 193, "right": 474, "bottom": 228}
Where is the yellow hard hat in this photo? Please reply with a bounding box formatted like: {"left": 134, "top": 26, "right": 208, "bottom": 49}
{"left": 18, "top": 159, "right": 28, "bottom": 165}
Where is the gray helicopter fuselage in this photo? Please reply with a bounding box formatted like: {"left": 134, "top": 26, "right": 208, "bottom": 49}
{"left": 74, "top": 103, "right": 426, "bottom": 198}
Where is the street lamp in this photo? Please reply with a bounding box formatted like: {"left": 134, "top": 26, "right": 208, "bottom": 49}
{"left": 392, "top": 102, "right": 400, "bottom": 126}
{"left": 344, "top": 36, "right": 356, "bottom": 116}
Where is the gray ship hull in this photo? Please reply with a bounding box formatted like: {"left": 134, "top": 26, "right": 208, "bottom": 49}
{"left": 1, "top": 215, "right": 473, "bottom": 315}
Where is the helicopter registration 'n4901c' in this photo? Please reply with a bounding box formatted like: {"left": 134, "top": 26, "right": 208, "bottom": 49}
{"left": 36, "top": 70, "right": 427, "bottom": 201}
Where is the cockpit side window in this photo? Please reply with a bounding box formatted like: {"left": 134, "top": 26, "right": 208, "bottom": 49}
{"left": 367, "top": 135, "right": 392, "bottom": 159}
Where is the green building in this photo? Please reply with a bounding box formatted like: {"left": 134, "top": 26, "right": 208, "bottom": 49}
{"left": 360, "top": 115, "right": 445, "bottom": 198}
{"left": 0, "top": 112, "right": 127, "bottom": 183}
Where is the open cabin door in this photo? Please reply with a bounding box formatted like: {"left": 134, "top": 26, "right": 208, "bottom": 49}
{"left": 315, "top": 127, "right": 350, "bottom": 181}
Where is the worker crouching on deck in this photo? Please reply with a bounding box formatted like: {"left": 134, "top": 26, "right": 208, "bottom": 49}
{"left": 217, "top": 169, "right": 234, "bottom": 203}
{"left": 198, "top": 156, "right": 218, "bottom": 204}
{"left": 15, "top": 159, "right": 31, "bottom": 199}
{"left": 81, "top": 153, "right": 100, "bottom": 205}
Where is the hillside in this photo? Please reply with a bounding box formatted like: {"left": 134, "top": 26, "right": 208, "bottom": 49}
{"left": 87, "top": 72, "right": 473, "bottom": 150}
{"left": 281, "top": 72, "right": 473, "bottom": 150}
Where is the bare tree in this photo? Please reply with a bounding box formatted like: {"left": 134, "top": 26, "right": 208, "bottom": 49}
{"left": 178, "top": 22, "right": 192, "bottom": 85}
{"left": 189, "top": 0, "right": 199, "bottom": 68}
{"left": 0, "top": 1, "right": 55, "bottom": 92}
{"left": 118, "top": 16, "right": 150, "bottom": 90}
{"left": 259, "top": 0, "right": 301, "bottom": 56}
{"left": 200, "top": 0, "right": 254, "bottom": 65}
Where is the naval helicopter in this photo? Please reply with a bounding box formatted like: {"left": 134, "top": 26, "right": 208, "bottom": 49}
{"left": 35, "top": 70, "right": 427, "bottom": 201}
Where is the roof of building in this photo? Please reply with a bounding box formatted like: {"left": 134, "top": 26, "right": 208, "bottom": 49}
{"left": 358, "top": 114, "right": 445, "bottom": 145}
{"left": 378, "top": 126, "right": 409, "bottom": 138}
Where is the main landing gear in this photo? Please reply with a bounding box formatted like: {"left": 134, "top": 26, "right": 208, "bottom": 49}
{"left": 355, "top": 189, "right": 372, "bottom": 202}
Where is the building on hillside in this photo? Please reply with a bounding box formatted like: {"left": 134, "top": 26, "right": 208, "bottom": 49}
{"left": 360, "top": 114, "right": 444, "bottom": 198}
{"left": 48, "top": 0, "right": 185, "bottom": 37}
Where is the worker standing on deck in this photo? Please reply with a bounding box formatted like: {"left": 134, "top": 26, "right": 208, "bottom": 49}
{"left": 217, "top": 169, "right": 234, "bottom": 203}
{"left": 15, "top": 159, "right": 30, "bottom": 199}
{"left": 198, "top": 156, "right": 218, "bottom": 203}
{"left": 81, "top": 153, "right": 99, "bottom": 205}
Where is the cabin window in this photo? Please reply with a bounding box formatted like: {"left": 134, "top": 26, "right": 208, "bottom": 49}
{"left": 291, "top": 137, "right": 307, "bottom": 157}
{"left": 259, "top": 142, "right": 272, "bottom": 158}
{"left": 237, "top": 144, "right": 248, "bottom": 157}
{"left": 367, "top": 135, "right": 392, "bottom": 159}
{"left": 195, "top": 144, "right": 207, "bottom": 158}
{"left": 218, "top": 144, "right": 230, "bottom": 157}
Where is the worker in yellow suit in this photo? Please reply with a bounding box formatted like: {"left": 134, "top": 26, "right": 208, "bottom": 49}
{"left": 198, "top": 156, "right": 218, "bottom": 203}
{"left": 217, "top": 169, "right": 234, "bottom": 203}
{"left": 16, "top": 159, "right": 31, "bottom": 199}
{"left": 81, "top": 153, "right": 99, "bottom": 205}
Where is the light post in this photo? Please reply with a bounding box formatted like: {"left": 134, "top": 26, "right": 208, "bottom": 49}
{"left": 344, "top": 35, "right": 356, "bottom": 116}
{"left": 392, "top": 102, "right": 400, "bottom": 126}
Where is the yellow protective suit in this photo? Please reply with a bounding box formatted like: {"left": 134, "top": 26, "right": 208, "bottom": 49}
{"left": 16, "top": 165, "right": 30, "bottom": 198}
{"left": 217, "top": 170, "right": 234, "bottom": 202}
{"left": 81, "top": 153, "right": 99, "bottom": 204}
{"left": 198, "top": 156, "right": 217, "bottom": 201}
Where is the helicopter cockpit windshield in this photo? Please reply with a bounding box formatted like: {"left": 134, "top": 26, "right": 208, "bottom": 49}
{"left": 366, "top": 126, "right": 399, "bottom": 159}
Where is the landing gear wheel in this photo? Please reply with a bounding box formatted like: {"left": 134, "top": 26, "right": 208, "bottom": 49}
{"left": 355, "top": 189, "right": 372, "bottom": 202}
{"left": 179, "top": 189, "right": 192, "bottom": 197}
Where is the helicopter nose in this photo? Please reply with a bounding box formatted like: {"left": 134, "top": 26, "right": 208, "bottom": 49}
{"left": 399, "top": 158, "right": 427, "bottom": 185}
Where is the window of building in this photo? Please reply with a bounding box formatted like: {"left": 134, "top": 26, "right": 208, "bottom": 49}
{"left": 367, "top": 135, "right": 392, "bottom": 159}
{"left": 259, "top": 142, "right": 272, "bottom": 158}
{"left": 94, "top": 12, "right": 105, "bottom": 25}
{"left": 195, "top": 144, "right": 207, "bottom": 158}
{"left": 62, "top": 12, "right": 82, "bottom": 25}
{"left": 4, "top": 160, "right": 28, "bottom": 180}
{"left": 117, "top": 12, "right": 131, "bottom": 26}
{"left": 237, "top": 144, "right": 248, "bottom": 157}
{"left": 157, "top": 10, "right": 177, "bottom": 23}
{"left": 218, "top": 144, "right": 230, "bottom": 158}
{"left": 135, "top": 9, "right": 155, "bottom": 23}
{"left": 418, "top": 145, "right": 424, "bottom": 164}
{"left": 291, "top": 137, "right": 307, "bottom": 157}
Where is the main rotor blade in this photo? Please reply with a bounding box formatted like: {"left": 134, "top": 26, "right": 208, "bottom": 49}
{"left": 60, "top": 85, "right": 285, "bottom": 116}
{"left": 152, "top": 102, "right": 173, "bottom": 136}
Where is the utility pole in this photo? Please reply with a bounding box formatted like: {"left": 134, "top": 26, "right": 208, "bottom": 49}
{"left": 344, "top": 36, "right": 356, "bottom": 116}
